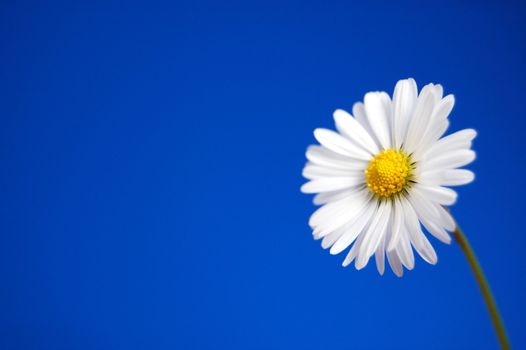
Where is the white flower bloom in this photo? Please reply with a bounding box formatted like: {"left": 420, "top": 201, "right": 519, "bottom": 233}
{"left": 301, "top": 78, "right": 476, "bottom": 276}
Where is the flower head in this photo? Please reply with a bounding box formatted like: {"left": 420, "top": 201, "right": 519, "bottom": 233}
{"left": 301, "top": 79, "right": 476, "bottom": 276}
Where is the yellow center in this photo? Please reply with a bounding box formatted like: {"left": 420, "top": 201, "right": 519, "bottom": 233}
{"left": 365, "top": 148, "right": 413, "bottom": 198}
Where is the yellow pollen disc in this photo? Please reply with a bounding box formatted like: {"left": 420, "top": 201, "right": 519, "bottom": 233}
{"left": 365, "top": 148, "right": 412, "bottom": 198}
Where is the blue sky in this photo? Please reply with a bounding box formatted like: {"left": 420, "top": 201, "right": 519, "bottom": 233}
{"left": 1, "top": 0, "right": 525, "bottom": 349}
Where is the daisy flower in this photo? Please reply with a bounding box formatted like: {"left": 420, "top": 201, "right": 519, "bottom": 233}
{"left": 301, "top": 78, "right": 476, "bottom": 276}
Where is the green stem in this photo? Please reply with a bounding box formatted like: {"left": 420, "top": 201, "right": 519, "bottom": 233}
{"left": 452, "top": 223, "right": 511, "bottom": 349}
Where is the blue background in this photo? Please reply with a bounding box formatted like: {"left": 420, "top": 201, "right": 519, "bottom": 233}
{"left": 1, "top": 0, "right": 525, "bottom": 349}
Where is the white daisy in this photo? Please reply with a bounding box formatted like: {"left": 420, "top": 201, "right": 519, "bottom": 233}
{"left": 301, "top": 78, "right": 476, "bottom": 276}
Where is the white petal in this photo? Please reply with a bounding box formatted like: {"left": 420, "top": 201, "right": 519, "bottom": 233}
{"left": 396, "top": 230, "right": 415, "bottom": 270}
{"left": 404, "top": 85, "right": 436, "bottom": 154}
{"left": 417, "top": 119, "right": 450, "bottom": 158}
{"left": 411, "top": 187, "right": 456, "bottom": 231}
{"left": 439, "top": 128, "right": 477, "bottom": 145}
{"left": 333, "top": 109, "right": 379, "bottom": 155}
{"left": 352, "top": 102, "right": 377, "bottom": 146}
{"left": 309, "top": 188, "right": 366, "bottom": 227}
{"left": 321, "top": 230, "right": 343, "bottom": 249}
{"left": 408, "top": 189, "right": 440, "bottom": 222}
{"left": 375, "top": 234, "right": 386, "bottom": 275}
{"left": 392, "top": 78, "right": 418, "bottom": 149}
{"left": 310, "top": 191, "right": 370, "bottom": 237}
{"left": 356, "top": 200, "right": 392, "bottom": 269}
{"left": 418, "top": 169, "right": 475, "bottom": 187}
{"left": 301, "top": 176, "right": 364, "bottom": 193}
{"left": 401, "top": 196, "right": 438, "bottom": 264}
{"left": 420, "top": 150, "right": 476, "bottom": 172}
{"left": 432, "top": 95, "right": 455, "bottom": 122}
{"left": 302, "top": 162, "right": 361, "bottom": 180}
{"left": 421, "top": 216, "right": 451, "bottom": 244}
{"left": 314, "top": 129, "right": 372, "bottom": 160}
{"left": 313, "top": 188, "right": 358, "bottom": 205}
{"left": 408, "top": 190, "right": 451, "bottom": 244}
{"left": 433, "top": 203, "right": 456, "bottom": 231}
{"left": 440, "top": 169, "right": 475, "bottom": 186}
{"left": 424, "top": 129, "right": 477, "bottom": 160}
{"left": 386, "top": 248, "right": 404, "bottom": 277}
{"left": 433, "top": 84, "right": 444, "bottom": 101}
{"left": 413, "top": 95, "right": 454, "bottom": 160}
{"left": 309, "top": 195, "right": 353, "bottom": 228}
{"left": 330, "top": 199, "right": 377, "bottom": 255}
{"left": 342, "top": 233, "right": 364, "bottom": 267}
{"left": 309, "top": 190, "right": 366, "bottom": 227}
{"left": 364, "top": 92, "right": 392, "bottom": 150}
{"left": 413, "top": 184, "right": 457, "bottom": 206}
{"left": 387, "top": 197, "right": 404, "bottom": 251}
{"left": 409, "top": 229, "right": 438, "bottom": 265}
{"left": 306, "top": 145, "right": 366, "bottom": 170}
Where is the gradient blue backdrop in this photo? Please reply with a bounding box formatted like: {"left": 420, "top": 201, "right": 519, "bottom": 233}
{"left": 1, "top": 1, "right": 525, "bottom": 349}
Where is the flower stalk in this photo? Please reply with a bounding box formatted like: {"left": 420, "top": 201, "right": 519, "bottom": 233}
{"left": 452, "top": 223, "right": 510, "bottom": 350}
